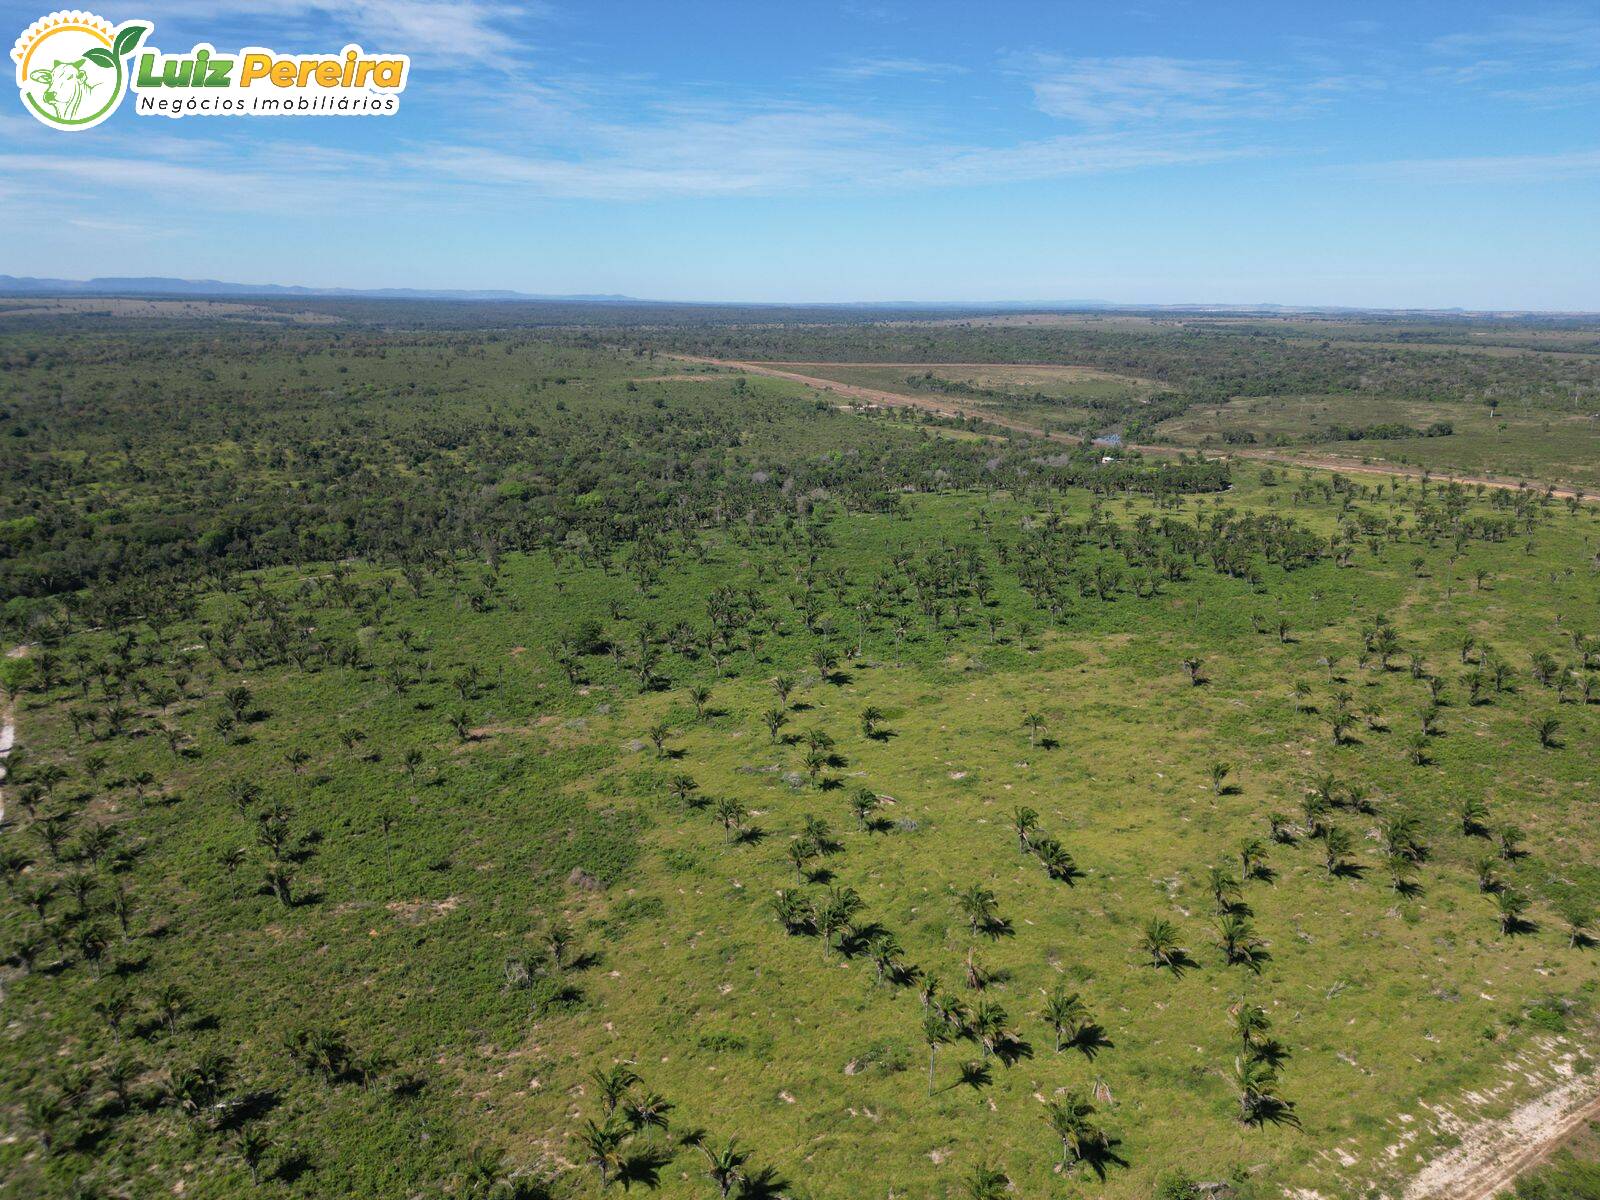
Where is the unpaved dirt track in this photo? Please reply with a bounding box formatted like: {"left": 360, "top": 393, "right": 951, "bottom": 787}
{"left": 0, "top": 644, "right": 23, "bottom": 825}
{"left": 676, "top": 355, "right": 1596, "bottom": 502}
{"left": 1397, "top": 1040, "right": 1600, "bottom": 1200}
{"left": 665, "top": 354, "right": 1073, "bottom": 440}
{"left": 1223, "top": 448, "right": 1594, "bottom": 503}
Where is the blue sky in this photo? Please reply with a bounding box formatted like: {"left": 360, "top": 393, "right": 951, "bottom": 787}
{"left": 3, "top": 0, "right": 1598, "bottom": 307}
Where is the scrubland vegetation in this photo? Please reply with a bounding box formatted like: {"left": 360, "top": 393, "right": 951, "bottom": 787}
{"left": 1, "top": 303, "right": 1598, "bottom": 1199}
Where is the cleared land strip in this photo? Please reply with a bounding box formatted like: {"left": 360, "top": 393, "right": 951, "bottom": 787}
{"left": 1222, "top": 447, "right": 1594, "bottom": 502}
{"left": 0, "top": 645, "right": 22, "bottom": 824}
{"left": 1390, "top": 1037, "right": 1600, "bottom": 1200}
{"left": 664, "top": 354, "right": 1073, "bottom": 440}
{"left": 672, "top": 355, "right": 1596, "bottom": 502}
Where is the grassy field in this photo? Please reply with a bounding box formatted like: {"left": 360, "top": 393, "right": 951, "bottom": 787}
{"left": 3, "top": 318, "right": 1600, "bottom": 1200}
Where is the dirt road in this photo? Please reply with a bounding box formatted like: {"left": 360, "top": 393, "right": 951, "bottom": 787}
{"left": 675, "top": 355, "right": 1595, "bottom": 502}
{"left": 1395, "top": 1038, "right": 1600, "bottom": 1200}
{"left": 0, "top": 645, "right": 23, "bottom": 824}
{"left": 665, "top": 354, "right": 1075, "bottom": 440}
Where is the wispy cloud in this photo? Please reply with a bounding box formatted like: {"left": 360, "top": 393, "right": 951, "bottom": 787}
{"left": 1429, "top": 13, "right": 1600, "bottom": 66}
{"left": 1334, "top": 148, "right": 1600, "bottom": 184}
{"left": 1020, "top": 54, "right": 1282, "bottom": 124}
{"left": 140, "top": 0, "right": 541, "bottom": 58}
{"left": 404, "top": 103, "right": 1253, "bottom": 200}
{"left": 823, "top": 56, "right": 966, "bottom": 81}
{"left": 1427, "top": 12, "right": 1600, "bottom": 99}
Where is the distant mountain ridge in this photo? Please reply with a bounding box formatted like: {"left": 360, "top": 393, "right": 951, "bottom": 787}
{"left": 0, "top": 276, "right": 639, "bottom": 302}
{"left": 2, "top": 276, "right": 1583, "bottom": 316}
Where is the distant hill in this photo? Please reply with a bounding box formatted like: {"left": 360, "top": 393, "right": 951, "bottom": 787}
{"left": 0, "top": 275, "right": 640, "bottom": 302}
{"left": 1, "top": 277, "right": 1582, "bottom": 317}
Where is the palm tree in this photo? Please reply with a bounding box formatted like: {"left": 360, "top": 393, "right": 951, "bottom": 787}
{"left": 785, "top": 838, "right": 816, "bottom": 882}
{"left": 689, "top": 1136, "right": 751, "bottom": 1199}
{"left": 859, "top": 705, "right": 883, "bottom": 738}
{"left": 869, "top": 931, "right": 904, "bottom": 985}
{"left": 1474, "top": 855, "right": 1502, "bottom": 894}
{"left": 1232, "top": 1054, "right": 1287, "bottom": 1125}
{"left": 1322, "top": 827, "right": 1354, "bottom": 875}
{"left": 816, "top": 886, "right": 863, "bottom": 956}
{"left": 688, "top": 685, "right": 712, "bottom": 720}
{"left": 1238, "top": 837, "right": 1268, "bottom": 880}
{"left": 1140, "top": 917, "right": 1183, "bottom": 969}
{"left": 264, "top": 861, "right": 295, "bottom": 907}
{"left": 802, "top": 747, "right": 827, "bottom": 787}
{"left": 762, "top": 708, "right": 788, "bottom": 743}
{"left": 1231, "top": 1001, "right": 1270, "bottom": 1053}
{"left": 102, "top": 1053, "right": 140, "bottom": 1112}
{"left": 1035, "top": 837, "right": 1077, "bottom": 882}
{"left": 955, "top": 884, "right": 998, "bottom": 935}
{"left": 970, "top": 999, "right": 1009, "bottom": 1059}
{"left": 93, "top": 989, "right": 133, "bottom": 1044}
{"left": 576, "top": 1115, "right": 628, "bottom": 1187}
{"left": 922, "top": 1011, "right": 950, "bottom": 1094}
{"left": 457, "top": 1146, "right": 514, "bottom": 1200}
{"left": 850, "top": 787, "right": 879, "bottom": 829}
{"left": 231, "top": 1125, "right": 271, "bottom": 1185}
{"left": 1209, "top": 760, "right": 1231, "bottom": 794}
{"left": 623, "top": 1089, "right": 673, "bottom": 1134}
{"left": 713, "top": 797, "right": 746, "bottom": 843}
{"left": 1495, "top": 889, "right": 1530, "bottom": 935}
{"left": 544, "top": 919, "right": 574, "bottom": 970}
{"left": 1497, "top": 823, "right": 1524, "bottom": 861}
{"left": 1022, "top": 712, "right": 1045, "bottom": 747}
{"left": 771, "top": 674, "right": 795, "bottom": 705}
{"left": 1562, "top": 903, "right": 1593, "bottom": 948}
{"left": 647, "top": 722, "right": 671, "bottom": 758}
{"left": 1042, "top": 1089, "right": 1101, "bottom": 1171}
{"left": 1011, "top": 806, "right": 1039, "bottom": 850}
{"left": 1207, "top": 864, "right": 1241, "bottom": 914}
{"left": 1216, "top": 915, "right": 1262, "bottom": 970}
{"left": 770, "top": 889, "right": 813, "bottom": 935}
{"left": 670, "top": 774, "right": 700, "bottom": 807}
{"left": 153, "top": 983, "right": 190, "bottom": 1035}
{"left": 589, "top": 1064, "right": 641, "bottom": 1114}
{"left": 24, "top": 1092, "right": 63, "bottom": 1154}
{"left": 962, "top": 1160, "right": 1010, "bottom": 1200}
{"left": 1040, "top": 986, "right": 1089, "bottom": 1053}
{"left": 1535, "top": 715, "right": 1561, "bottom": 748}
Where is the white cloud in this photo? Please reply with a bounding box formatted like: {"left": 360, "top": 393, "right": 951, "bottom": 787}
{"left": 1334, "top": 148, "right": 1600, "bottom": 184}
{"left": 404, "top": 104, "right": 1253, "bottom": 200}
{"left": 1022, "top": 55, "right": 1280, "bottom": 124}
{"left": 1428, "top": 13, "right": 1600, "bottom": 94}
{"left": 823, "top": 56, "right": 967, "bottom": 81}
{"left": 140, "top": 0, "right": 540, "bottom": 58}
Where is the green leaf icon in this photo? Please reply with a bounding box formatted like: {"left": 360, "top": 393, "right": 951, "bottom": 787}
{"left": 83, "top": 46, "right": 115, "bottom": 68}
{"left": 112, "top": 24, "right": 148, "bottom": 60}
